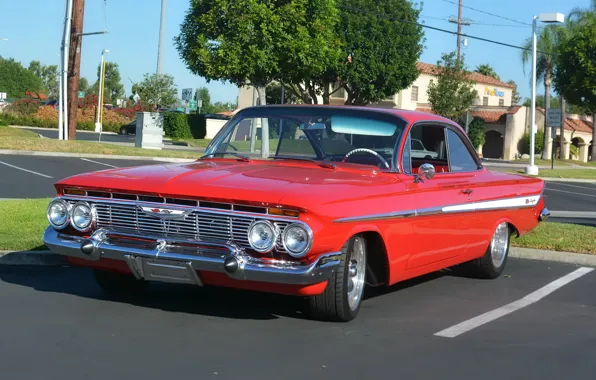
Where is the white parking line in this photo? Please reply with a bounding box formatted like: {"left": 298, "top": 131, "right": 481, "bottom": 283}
{"left": 80, "top": 158, "right": 118, "bottom": 168}
{"left": 0, "top": 160, "right": 53, "bottom": 178}
{"left": 545, "top": 188, "right": 596, "bottom": 198}
{"left": 434, "top": 267, "right": 594, "bottom": 338}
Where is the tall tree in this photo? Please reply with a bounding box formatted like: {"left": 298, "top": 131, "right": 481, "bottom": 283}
{"left": 521, "top": 24, "right": 565, "bottom": 160}
{"left": 0, "top": 57, "right": 43, "bottom": 98}
{"left": 79, "top": 77, "right": 90, "bottom": 94}
{"left": 475, "top": 64, "right": 500, "bottom": 80}
{"left": 427, "top": 52, "right": 478, "bottom": 122}
{"left": 28, "top": 60, "right": 59, "bottom": 99}
{"left": 553, "top": 13, "right": 596, "bottom": 161}
{"left": 91, "top": 62, "right": 124, "bottom": 104}
{"left": 507, "top": 80, "right": 521, "bottom": 105}
{"left": 136, "top": 73, "right": 177, "bottom": 108}
{"left": 320, "top": 0, "right": 424, "bottom": 105}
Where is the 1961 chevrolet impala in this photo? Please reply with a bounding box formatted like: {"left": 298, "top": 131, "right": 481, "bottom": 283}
{"left": 42, "top": 105, "right": 549, "bottom": 321}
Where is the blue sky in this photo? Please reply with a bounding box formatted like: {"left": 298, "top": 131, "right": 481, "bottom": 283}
{"left": 0, "top": 0, "right": 590, "bottom": 104}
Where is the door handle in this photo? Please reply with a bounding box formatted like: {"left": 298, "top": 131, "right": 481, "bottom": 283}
{"left": 461, "top": 189, "right": 473, "bottom": 195}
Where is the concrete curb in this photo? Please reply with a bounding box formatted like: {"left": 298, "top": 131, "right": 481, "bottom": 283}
{"left": 539, "top": 177, "right": 596, "bottom": 184}
{"left": 0, "top": 250, "right": 66, "bottom": 266}
{"left": 509, "top": 247, "right": 596, "bottom": 267}
{"left": 0, "top": 150, "right": 196, "bottom": 163}
{"left": 2, "top": 247, "right": 595, "bottom": 268}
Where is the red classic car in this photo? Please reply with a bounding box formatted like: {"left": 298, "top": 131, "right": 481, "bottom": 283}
{"left": 43, "top": 105, "right": 549, "bottom": 321}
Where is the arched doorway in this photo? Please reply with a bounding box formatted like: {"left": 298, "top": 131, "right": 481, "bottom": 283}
{"left": 571, "top": 137, "right": 584, "bottom": 160}
{"left": 484, "top": 130, "right": 504, "bottom": 159}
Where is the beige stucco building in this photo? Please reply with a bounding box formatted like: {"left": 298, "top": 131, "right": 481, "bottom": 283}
{"left": 236, "top": 61, "right": 594, "bottom": 162}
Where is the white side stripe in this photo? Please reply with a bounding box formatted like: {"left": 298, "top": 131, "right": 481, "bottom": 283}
{"left": 442, "top": 195, "right": 540, "bottom": 213}
{"left": 434, "top": 267, "right": 594, "bottom": 338}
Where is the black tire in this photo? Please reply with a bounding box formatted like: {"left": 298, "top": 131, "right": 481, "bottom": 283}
{"left": 463, "top": 222, "right": 511, "bottom": 279}
{"left": 308, "top": 235, "right": 367, "bottom": 322}
{"left": 94, "top": 269, "right": 148, "bottom": 296}
{"left": 119, "top": 127, "right": 127, "bottom": 135}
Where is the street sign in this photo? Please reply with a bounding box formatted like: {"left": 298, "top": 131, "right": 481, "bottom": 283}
{"left": 551, "top": 127, "right": 557, "bottom": 139}
{"left": 132, "top": 93, "right": 140, "bottom": 103}
{"left": 78, "top": 91, "right": 85, "bottom": 98}
{"left": 197, "top": 99, "right": 202, "bottom": 107}
{"left": 189, "top": 100, "right": 197, "bottom": 111}
{"left": 181, "top": 88, "right": 193, "bottom": 101}
{"left": 547, "top": 108, "right": 561, "bottom": 128}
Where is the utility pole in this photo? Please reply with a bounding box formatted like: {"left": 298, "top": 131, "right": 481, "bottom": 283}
{"left": 67, "top": 0, "right": 85, "bottom": 140}
{"left": 449, "top": 0, "right": 471, "bottom": 62}
{"left": 156, "top": 0, "right": 167, "bottom": 74}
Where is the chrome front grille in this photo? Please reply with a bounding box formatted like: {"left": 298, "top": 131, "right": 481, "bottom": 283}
{"left": 77, "top": 200, "right": 290, "bottom": 252}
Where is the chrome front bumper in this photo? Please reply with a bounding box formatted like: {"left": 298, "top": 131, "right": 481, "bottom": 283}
{"left": 43, "top": 227, "right": 342, "bottom": 287}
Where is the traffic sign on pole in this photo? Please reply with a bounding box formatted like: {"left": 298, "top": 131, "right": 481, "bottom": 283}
{"left": 181, "top": 88, "right": 193, "bottom": 101}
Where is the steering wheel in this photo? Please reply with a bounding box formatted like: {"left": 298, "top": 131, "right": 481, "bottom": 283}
{"left": 341, "top": 148, "right": 390, "bottom": 170}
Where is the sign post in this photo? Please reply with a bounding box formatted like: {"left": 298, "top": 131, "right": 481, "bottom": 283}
{"left": 547, "top": 108, "right": 561, "bottom": 170}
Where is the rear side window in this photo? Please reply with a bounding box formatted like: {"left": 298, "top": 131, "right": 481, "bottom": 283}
{"left": 446, "top": 129, "right": 478, "bottom": 172}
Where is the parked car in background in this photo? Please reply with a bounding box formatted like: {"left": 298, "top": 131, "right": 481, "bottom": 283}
{"left": 42, "top": 105, "right": 548, "bottom": 322}
{"left": 119, "top": 120, "right": 136, "bottom": 135}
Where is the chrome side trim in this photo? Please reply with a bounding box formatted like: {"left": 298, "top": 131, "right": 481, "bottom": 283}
{"left": 43, "top": 227, "right": 340, "bottom": 286}
{"left": 334, "top": 194, "right": 543, "bottom": 223}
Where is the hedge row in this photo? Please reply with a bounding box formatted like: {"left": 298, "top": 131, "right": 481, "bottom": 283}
{"left": 162, "top": 112, "right": 207, "bottom": 139}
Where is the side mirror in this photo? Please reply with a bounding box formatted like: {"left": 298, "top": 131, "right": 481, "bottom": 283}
{"left": 414, "top": 163, "right": 435, "bottom": 183}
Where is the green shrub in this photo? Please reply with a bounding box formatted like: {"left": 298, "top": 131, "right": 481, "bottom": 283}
{"left": 520, "top": 130, "right": 545, "bottom": 155}
{"left": 187, "top": 113, "right": 206, "bottom": 139}
{"left": 163, "top": 112, "right": 193, "bottom": 138}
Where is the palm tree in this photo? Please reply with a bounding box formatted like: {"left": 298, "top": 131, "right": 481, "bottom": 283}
{"left": 475, "top": 64, "right": 500, "bottom": 80}
{"left": 521, "top": 25, "right": 564, "bottom": 160}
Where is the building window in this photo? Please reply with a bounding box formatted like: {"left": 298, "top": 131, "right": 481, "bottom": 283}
{"left": 483, "top": 96, "right": 488, "bottom": 106}
{"left": 411, "top": 86, "right": 419, "bottom": 101}
{"left": 499, "top": 99, "right": 504, "bottom": 106}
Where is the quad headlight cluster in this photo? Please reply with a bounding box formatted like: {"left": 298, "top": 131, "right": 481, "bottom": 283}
{"left": 247, "top": 220, "right": 312, "bottom": 258}
{"left": 47, "top": 198, "right": 96, "bottom": 232}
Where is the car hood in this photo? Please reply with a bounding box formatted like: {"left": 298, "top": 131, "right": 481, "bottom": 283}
{"left": 56, "top": 159, "right": 401, "bottom": 210}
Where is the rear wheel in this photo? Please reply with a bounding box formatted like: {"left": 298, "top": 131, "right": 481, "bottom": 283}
{"left": 94, "top": 269, "right": 148, "bottom": 296}
{"left": 308, "top": 235, "right": 367, "bottom": 322}
{"left": 464, "top": 222, "right": 511, "bottom": 279}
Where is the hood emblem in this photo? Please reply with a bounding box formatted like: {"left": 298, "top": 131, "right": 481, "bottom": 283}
{"left": 139, "top": 206, "right": 191, "bottom": 220}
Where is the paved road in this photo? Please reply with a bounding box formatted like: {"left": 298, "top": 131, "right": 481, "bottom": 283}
{"left": 0, "top": 155, "right": 171, "bottom": 198}
{"left": 0, "top": 258, "right": 595, "bottom": 379}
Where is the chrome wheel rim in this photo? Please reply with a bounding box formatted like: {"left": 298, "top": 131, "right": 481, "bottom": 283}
{"left": 490, "top": 222, "right": 509, "bottom": 268}
{"left": 347, "top": 237, "right": 366, "bottom": 311}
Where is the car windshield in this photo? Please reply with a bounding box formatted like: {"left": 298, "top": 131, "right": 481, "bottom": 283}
{"left": 204, "top": 106, "right": 407, "bottom": 171}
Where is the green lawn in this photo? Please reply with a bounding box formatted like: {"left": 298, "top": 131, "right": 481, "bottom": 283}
{"left": 513, "top": 221, "right": 596, "bottom": 254}
{"left": 1, "top": 199, "right": 594, "bottom": 255}
{"left": 512, "top": 158, "right": 596, "bottom": 167}
{"left": 170, "top": 138, "right": 212, "bottom": 148}
{"left": 0, "top": 198, "right": 50, "bottom": 251}
{"left": 0, "top": 126, "right": 208, "bottom": 159}
{"left": 497, "top": 168, "right": 596, "bottom": 180}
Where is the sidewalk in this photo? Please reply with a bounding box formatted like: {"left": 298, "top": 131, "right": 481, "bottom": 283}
{"left": 1, "top": 247, "right": 595, "bottom": 267}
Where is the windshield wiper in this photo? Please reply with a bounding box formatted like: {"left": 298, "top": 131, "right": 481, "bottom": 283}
{"left": 273, "top": 155, "right": 336, "bottom": 169}
{"left": 199, "top": 152, "right": 251, "bottom": 162}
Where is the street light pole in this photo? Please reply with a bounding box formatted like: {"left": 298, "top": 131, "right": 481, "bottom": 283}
{"left": 95, "top": 49, "right": 109, "bottom": 133}
{"left": 526, "top": 16, "right": 539, "bottom": 175}
{"left": 525, "top": 12, "right": 565, "bottom": 176}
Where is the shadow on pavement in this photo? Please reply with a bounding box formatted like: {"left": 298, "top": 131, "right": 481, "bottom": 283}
{"left": 0, "top": 263, "right": 455, "bottom": 321}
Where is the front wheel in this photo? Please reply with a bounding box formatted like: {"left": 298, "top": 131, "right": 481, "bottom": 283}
{"left": 119, "top": 126, "right": 128, "bottom": 135}
{"left": 308, "top": 235, "right": 367, "bottom": 322}
{"left": 94, "top": 269, "right": 148, "bottom": 296}
{"left": 463, "top": 222, "right": 511, "bottom": 279}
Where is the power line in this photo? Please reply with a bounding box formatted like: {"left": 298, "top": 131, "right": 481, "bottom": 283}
{"left": 338, "top": 5, "right": 553, "bottom": 55}
{"left": 420, "top": 14, "right": 532, "bottom": 28}
{"left": 437, "top": 0, "right": 530, "bottom": 25}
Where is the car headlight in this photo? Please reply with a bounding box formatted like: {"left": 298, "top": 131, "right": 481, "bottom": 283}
{"left": 282, "top": 223, "right": 312, "bottom": 258}
{"left": 70, "top": 201, "right": 96, "bottom": 232}
{"left": 47, "top": 199, "right": 71, "bottom": 229}
{"left": 248, "top": 220, "right": 279, "bottom": 253}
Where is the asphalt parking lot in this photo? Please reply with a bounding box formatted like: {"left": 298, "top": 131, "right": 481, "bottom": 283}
{"left": 0, "top": 258, "right": 595, "bottom": 379}
{"left": 0, "top": 155, "right": 173, "bottom": 198}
